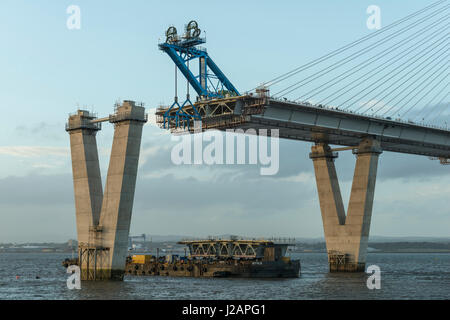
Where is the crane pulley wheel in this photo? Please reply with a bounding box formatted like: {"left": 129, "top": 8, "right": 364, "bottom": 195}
{"left": 186, "top": 20, "right": 200, "bottom": 39}
{"left": 166, "top": 26, "right": 178, "bottom": 43}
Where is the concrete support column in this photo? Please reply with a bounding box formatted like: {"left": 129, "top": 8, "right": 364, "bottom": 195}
{"left": 67, "top": 102, "right": 147, "bottom": 280}
{"left": 310, "top": 138, "right": 382, "bottom": 272}
{"left": 66, "top": 111, "right": 103, "bottom": 245}
{"left": 66, "top": 111, "right": 104, "bottom": 280}
{"left": 98, "top": 101, "right": 147, "bottom": 280}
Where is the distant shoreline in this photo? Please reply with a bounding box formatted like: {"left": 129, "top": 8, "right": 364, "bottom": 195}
{"left": 1, "top": 239, "right": 449, "bottom": 255}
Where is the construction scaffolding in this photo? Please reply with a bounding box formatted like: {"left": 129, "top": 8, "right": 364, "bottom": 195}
{"left": 155, "top": 93, "right": 268, "bottom": 133}
{"left": 328, "top": 250, "right": 348, "bottom": 265}
{"left": 65, "top": 110, "right": 101, "bottom": 132}
{"left": 78, "top": 243, "right": 110, "bottom": 280}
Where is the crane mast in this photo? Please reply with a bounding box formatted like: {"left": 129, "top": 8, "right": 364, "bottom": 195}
{"left": 158, "top": 20, "right": 240, "bottom": 129}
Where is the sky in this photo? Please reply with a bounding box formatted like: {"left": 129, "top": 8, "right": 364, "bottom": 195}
{"left": 0, "top": 0, "right": 449, "bottom": 242}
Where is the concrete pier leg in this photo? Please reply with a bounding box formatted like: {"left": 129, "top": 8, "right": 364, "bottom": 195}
{"left": 310, "top": 139, "right": 382, "bottom": 272}
{"left": 67, "top": 111, "right": 103, "bottom": 244}
{"left": 66, "top": 111, "right": 104, "bottom": 280}
{"left": 98, "top": 101, "right": 147, "bottom": 280}
{"left": 67, "top": 102, "right": 147, "bottom": 280}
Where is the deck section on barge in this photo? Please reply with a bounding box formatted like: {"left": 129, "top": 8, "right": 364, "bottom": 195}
{"left": 125, "top": 239, "right": 300, "bottom": 278}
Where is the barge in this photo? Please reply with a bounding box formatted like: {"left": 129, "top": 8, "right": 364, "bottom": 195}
{"left": 125, "top": 239, "right": 300, "bottom": 278}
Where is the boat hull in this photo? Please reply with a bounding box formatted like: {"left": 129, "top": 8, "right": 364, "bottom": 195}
{"left": 125, "top": 260, "right": 300, "bottom": 278}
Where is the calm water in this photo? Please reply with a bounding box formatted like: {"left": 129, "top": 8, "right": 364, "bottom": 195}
{"left": 0, "top": 252, "right": 448, "bottom": 300}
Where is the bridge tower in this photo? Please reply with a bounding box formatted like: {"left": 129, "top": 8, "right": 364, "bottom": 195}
{"left": 310, "top": 138, "right": 382, "bottom": 272}
{"left": 66, "top": 100, "right": 147, "bottom": 280}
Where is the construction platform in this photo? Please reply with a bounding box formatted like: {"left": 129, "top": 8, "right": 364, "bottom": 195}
{"left": 126, "top": 239, "right": 300, "bottom": 278}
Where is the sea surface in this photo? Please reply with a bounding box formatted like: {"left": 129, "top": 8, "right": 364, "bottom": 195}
{"left": 0, "top": 252, "right": 448, "bottom": 300}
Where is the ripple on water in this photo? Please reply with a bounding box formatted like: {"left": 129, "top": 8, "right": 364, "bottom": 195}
{"left": 0, "top": 252, "right": 448, "bottom": 299}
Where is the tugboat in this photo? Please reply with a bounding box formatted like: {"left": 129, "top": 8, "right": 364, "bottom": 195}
{"left": 125, "top": 239, "right": 300, "bottom": 278}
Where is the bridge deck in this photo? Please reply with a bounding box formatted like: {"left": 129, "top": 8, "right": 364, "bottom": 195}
{"left": 156, "top": 95, "right": 450, "bottom": 159}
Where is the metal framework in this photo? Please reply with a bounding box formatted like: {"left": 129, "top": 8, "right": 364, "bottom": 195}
{"left": 78, "top": 243, "right": 110, "bottom": 280}
{"left": 155, "top": 89, "right": 268, "bottom": 131}
{"left": 179, "top": 239, "right": 284, "bottom": 259}
{"left": 429, "top": 157, "right": 450, "bottom": 165}
{"left": 328, "top": 250, "right": 348, "bottom": 265}
{"left": 158, "top": 21, "right": 240, "bottom": 129}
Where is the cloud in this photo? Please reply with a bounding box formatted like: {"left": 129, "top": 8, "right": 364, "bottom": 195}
{"left": 31, "top": 162, "right": 63, "bottom": 169}
{"left": 14, "top": 121, "right": 67, "bottom": 142}
{"left": 0, "top": 146, "right": 69, "bottom": 158}
{"left": 1, "top": 121, "right": 449, "bottom": 242}
{"left": 0, "top": 150, "right": 449, "bottom": 243}
{"left": 133, "top": 172, "right": 316, "bottom": 213}
{"left": 0, "top": 170, "right": 319, "bottom": 242}
{"left": 0, "top": 174, "right": 73, "bottom": 205}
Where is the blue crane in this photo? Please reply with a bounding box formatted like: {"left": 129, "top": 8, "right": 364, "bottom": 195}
{"left": 158, "top": 21, "right": 240, "bottom": 129}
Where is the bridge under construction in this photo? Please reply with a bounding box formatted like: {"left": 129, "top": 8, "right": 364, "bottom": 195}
{"left": 155, "top": 2, "right": 449, "bottom": 273}
{"left": 66, "top": 1, "right": 449, "bottom": 279}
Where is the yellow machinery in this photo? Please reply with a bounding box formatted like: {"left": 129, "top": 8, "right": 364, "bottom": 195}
{"left": 132, "top": 255, "right": 153, "bottom": 264}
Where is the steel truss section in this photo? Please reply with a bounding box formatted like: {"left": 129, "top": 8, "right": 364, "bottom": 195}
{"left": 183, "top": 240, "right": 276, "bottom": 259}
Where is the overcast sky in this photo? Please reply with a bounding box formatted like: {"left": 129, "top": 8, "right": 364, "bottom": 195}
{"left": 0, "top": 0, "right": 449, "bottom": 242}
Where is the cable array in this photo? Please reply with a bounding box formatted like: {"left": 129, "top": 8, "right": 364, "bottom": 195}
{"left": 254, "top": 0, "right": 449, "bottom": 126}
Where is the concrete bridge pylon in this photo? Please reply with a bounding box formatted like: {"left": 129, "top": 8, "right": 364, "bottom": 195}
{"left": 66, "top": 100, "right": 147, "bottom": 280}
{"left": 310, "top": 138, "right": 382, "bottom": 272}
